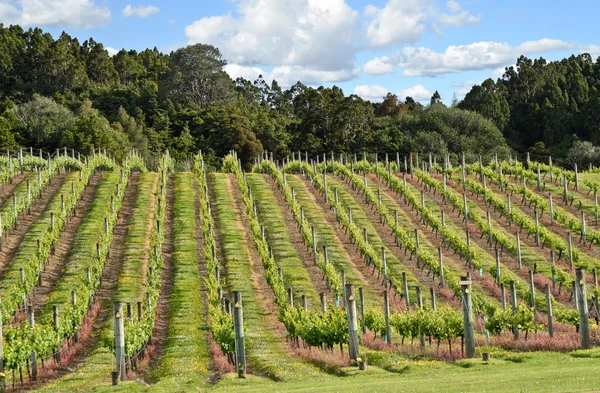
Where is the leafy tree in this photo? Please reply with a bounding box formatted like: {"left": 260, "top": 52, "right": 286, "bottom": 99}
{"left": 162, "top": 44, "right": 234, "bottom": 108}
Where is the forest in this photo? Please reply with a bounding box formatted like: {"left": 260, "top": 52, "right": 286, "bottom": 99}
{"left": 0, "top": 24, "right": 599, "bottom": 168}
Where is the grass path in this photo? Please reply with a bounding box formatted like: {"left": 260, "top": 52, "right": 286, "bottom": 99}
{"left": 246, "top": 173, "right": 321, "bottom": 309}
{"left": 152, "top": 172, "right": 210, "bottom": 386}
{"left": 210, "top": 173, "right": 321, "bottom": 381}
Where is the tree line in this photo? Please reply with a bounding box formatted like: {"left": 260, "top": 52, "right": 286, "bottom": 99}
{"left": 0, "top": 24, "right": 595, "bottom": 169}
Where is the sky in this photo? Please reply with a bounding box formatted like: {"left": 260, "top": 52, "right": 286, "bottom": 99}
{"left": 1, "top": 0, "right": 599, "bottom": 104}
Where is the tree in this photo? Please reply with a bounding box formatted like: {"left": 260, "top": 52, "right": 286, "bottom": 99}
{"left": 12, "top": 95, "right": 76, "bottom": 148}
{"left": 162, "top": 44, "right": 234, "bottom": 108}
{"left": 430, "top": 91, "right": 442, "bottom": 105}
{"left": 458, "top": 78, "right": 510, "bottom": 133}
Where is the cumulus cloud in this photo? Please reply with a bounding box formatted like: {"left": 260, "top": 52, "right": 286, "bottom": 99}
{"left": 364, "top": 38, "right": 581, "bottom": 76}
{"left": 106, "top": 47, "right": 119, "bottom": 56}
{"left": 353, "top": 84, "right": 431, "bottom": 102}
{"left": 123, "top": 4, "right": 159, "bottom": 18}
{"left": 398, "top": 84, "right": 431, "bottom": 100}
{"left": 437, "top": 0, "right": 480, "bottom": 27}
{"left": 224, "top": 64, "right": 360, "bottom": 88}
{"left": 0, "top": 0, "right": 111, "bottom": 29}
{"left": 364, "top": 0, "right": 428, "bottom": 47}
{"left": 353, "top": 84, "right": 389, "bottom": 101}
{"left": 185, "top": 0, "right": 358, "bottom": 77}
{"left": 451, "top": 80, "right": 477, "bottom": 96}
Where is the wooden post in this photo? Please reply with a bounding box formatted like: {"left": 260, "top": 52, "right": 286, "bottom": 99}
{"left": 564, "top": 174, "right": 569, "bottom": 203}
{"left": 534, "top": 210, "right": 540, "bottom": 246}
{"left": 358, "top": 287, "right": 365, "bottom": 334}
{"left": 114, "top": 302, "right": 126, "bottom": 382}
{"left": 344, "top": 284, "right": 359, "bottom": 360}
{"left": 382, "top": 247, "right": 387, "bottom": 286}
{"left": 581, "top": 211, "right": 586, "bottom": 244}
{"left": 466, "top": 230, "right": 472, "bottom": 269}
{"left": 383, "top": 290, "right": 391, "bottom": 344}
{"left": 320, "top": 292, "right": 327, "bottom": 313}
{"left": 402, "top": 272, "right": 410, "bottom": 308}
{"left": 576, "top": 269, "right": 590, "bottom": 349}
{"left": 516, "top": 231, "right": 522, "bottom": 269}
{"left": 594, "top": 268, "right": 598, "bottom": 288}
{"left": 430, "top": 286, "right": 436, "bottom": 310}
{"left": 495, "top": 248, "right": 501, "bottom": 285}
{"left": 595, "top": 190, "right": 599, "bottom": 225}
{"left": 537, "top": 164, "right": 541, "bottom": 191}
{"left": 510, "top": 281, "right": 519, "bottom": 340}
{"left": 575, "top": 163, "right": 579, "bottom": 191}
{"left": 460, "top": 277, "right": 475, "bottom": 358}
{"left": 394, "top": 210, "right": 399, "bottom": 245}
{"left": 28, "top": 306, "right": 37, "bottom": 381}
{"left": 549, "top": 193, "right": 554, "bottom": 225}
{"left": 416, "top": 286, "right": 425, "bottom": 348}
{"left": 487, "top": 211, "right": 493, "bottom": 245}
{"left": 567, "top": 232, "right": 573, "bottom": 269}
{"left": 301, "top": 295, "right": 308, "bottom": 311}
{"left": 438, "top": 247, "right": 444, "bottom": 287}
{"left": 500, "top": 283, "right": 506, "bottom": 310}
{"left": 529, "top": 270, "right": 535, "bottom": 309}
{"left": 233, "top": 291, "right": 246, "bottom": 377}
{"left": 463, "top": 192, "right": 469, "bottom": 225}
{"left": 545, "top": 284, "right": 553, "bottom": 337}
{"left": 288, "top": 288, "right": 294, "bottom": 307}
{"left": 312, "top": 226, "right": 317, "bottom": 265}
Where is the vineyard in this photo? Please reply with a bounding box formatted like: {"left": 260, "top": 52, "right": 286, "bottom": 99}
{"left": 1, "top": 149, "right": 600, "bottom": 392}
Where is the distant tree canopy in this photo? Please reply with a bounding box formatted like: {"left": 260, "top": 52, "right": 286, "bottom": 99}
{"left": 459, "top": 54, "right": 600, "bottom": 164}
{"left": 5, "top": 24, "right": 598, "bottom": 169}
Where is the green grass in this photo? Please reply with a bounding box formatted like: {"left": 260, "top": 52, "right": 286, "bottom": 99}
{"left": 40, "top": 171, "right": 119, "bottom": 321}
{"left": 318, "top": 175, "right": 425, "bottom": 307}
{"left": 286, "top": 175, "right": 383, "bottom": 311}
{"left": 114, "top": 172, "right": 159, "bottom": 302}
{"left": 37, "top": 347, "right": 600, "bottom": 392}
{"left": 246, "top": 173, "right": 319, "bottom": 309}
{"left": 152, "top": 172, "right": 210, "bottom": 385}
{"left": 210, "top": 172, "right": 321, "bottom": 381}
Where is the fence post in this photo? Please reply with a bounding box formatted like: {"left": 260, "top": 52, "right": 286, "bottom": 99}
{"left": 416, "top": 286, "right": 425, "bottom": 348}
{"left": 233, "top": 291, "right": 246, "bottom": 377}
{"left": 549, "top": 193, "right": 554, "bottom": 225}
{"left": 545, "top": 284, "right": 553, "bottom": 337}
{"left": 510, "top": 280, "right": 519, "bottom": 340}
{"left": 438, "top": 247, "right": 444, "bottom": 287}
{"left": 529, "top": 270, "right": 535, "bottom": 309}
{"left": 320, "top": 292, "right": 327, "bottom": 313}
{"left": 345, "top": 284, "right": 359, "bottom": 360}
{"left": 402, "top": 272, "right": 410, "bottom": 309}
{"left": 383, "top": 290, "right": 391, "bottom": 344}
{"left": 114, "top": 302, "right": 126, "bottom": 382}
{"left": 460, "top": 277, "right": 475, "bottom": 358}
{"left": 576, "top": 269, "right": 590, "bottom": 349}
{"left": 28, "top": 306, "right": 37, "bottom": 381}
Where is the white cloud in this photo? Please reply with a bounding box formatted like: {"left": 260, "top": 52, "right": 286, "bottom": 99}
{"left": 580, "top": 44, "right": 600, "bottom": 59}
{"left": 224, "top": 64, "right": 359, "bottom": 88}
{"left": 364, "top": 38, "right": 582, "bottom": 77}
{"left": 185, "top": 0, "right": 358, "bottom": 81}
{"left": 398, "top": 84, "right": 431, "bottom": 100}
{"left": 0, "top": 0, "right": 111, "bottom": 29}
{"left": 353, "top": 84, "right": 389, "bottom": 101}
{"left": 123, "top": 4, "right": 159, "bottom": 18}
{"left": 106, "top": 47, "right": 119, "bottom": 56}
{"left": 446, "top": 0, "right": 461, "bottom": 13}
{"left": 364, "top": 0, "right": 428, "bottom": 47}
{"left": 451, "top": 80, "right": 476, "bottom": 96}
{"left": 437, "top": 0, "right": 480, "bottom": 27}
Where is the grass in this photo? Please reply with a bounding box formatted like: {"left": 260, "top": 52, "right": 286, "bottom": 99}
{"left": 246, "top": 173, "right": 320, "bottom": 309}
{"left": 319, "top": 175, "right": 426, "bottom": 307}
{"left": 210, "top": 172, "right": 321, "bottom": 381}
{"left": 36, "top": 347, "right": 600, "bottom": 392}
{"left": 114, "top": 172, "right": 158, "bottom": 302}
{"left": 40, "top": 171, "right": 119, "bottom": 321}
{"left": 286, "top": 175, "right": 383, "bottom": 311}
{"left": 151, "top": 172, "right": 210, "bottom": 385}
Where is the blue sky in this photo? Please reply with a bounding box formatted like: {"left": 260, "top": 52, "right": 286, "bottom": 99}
{"left": 1, "top": 0, "right": 599, "bottom": 104}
